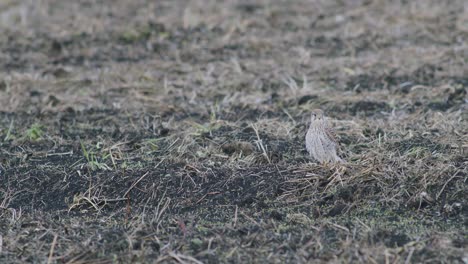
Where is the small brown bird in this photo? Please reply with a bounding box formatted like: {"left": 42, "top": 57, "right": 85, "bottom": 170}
{"left": 305, "top": 109, "right": 344, "bottom": 163}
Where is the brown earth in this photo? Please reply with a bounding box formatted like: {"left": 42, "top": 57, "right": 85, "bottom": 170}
{"left": 0, "top": 0, "right": 467, "bottom": 263}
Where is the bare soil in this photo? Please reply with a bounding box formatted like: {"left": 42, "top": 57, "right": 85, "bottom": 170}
{"left": 0, "top": 0, "right": 467, "bottom": 263}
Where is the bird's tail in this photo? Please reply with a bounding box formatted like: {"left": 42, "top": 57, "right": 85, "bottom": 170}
{"left": 334, "top": 155, "right": 346, "bottom": 164}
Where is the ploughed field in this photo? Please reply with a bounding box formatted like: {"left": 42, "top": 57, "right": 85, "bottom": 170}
{"left": 0, "top": 1, "right": 466, "bottom": 263}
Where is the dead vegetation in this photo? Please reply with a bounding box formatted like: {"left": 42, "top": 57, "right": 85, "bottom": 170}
{"left": 0, "top": 0, "right": 467, "bottom": 263}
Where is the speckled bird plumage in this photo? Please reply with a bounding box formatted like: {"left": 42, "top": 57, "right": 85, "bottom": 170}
{"left": 305, "top": 109, "right": 344, "bottom": 163}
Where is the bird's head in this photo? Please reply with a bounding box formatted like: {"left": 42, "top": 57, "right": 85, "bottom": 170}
{"left": 310, "top": 109, "right": 324, "bottom": 121}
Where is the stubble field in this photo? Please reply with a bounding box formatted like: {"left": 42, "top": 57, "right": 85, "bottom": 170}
{"left": 0, "top": 0, "right": 467, "bottom": 263}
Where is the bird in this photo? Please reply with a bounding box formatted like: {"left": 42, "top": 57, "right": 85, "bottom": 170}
{"left": 305, "top": 109, "right": 345, "bottom": 164}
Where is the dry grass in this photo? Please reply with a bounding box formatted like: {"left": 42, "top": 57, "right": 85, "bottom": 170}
{"left": 0, "top": 0, "right": 466, "bottom": 263}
